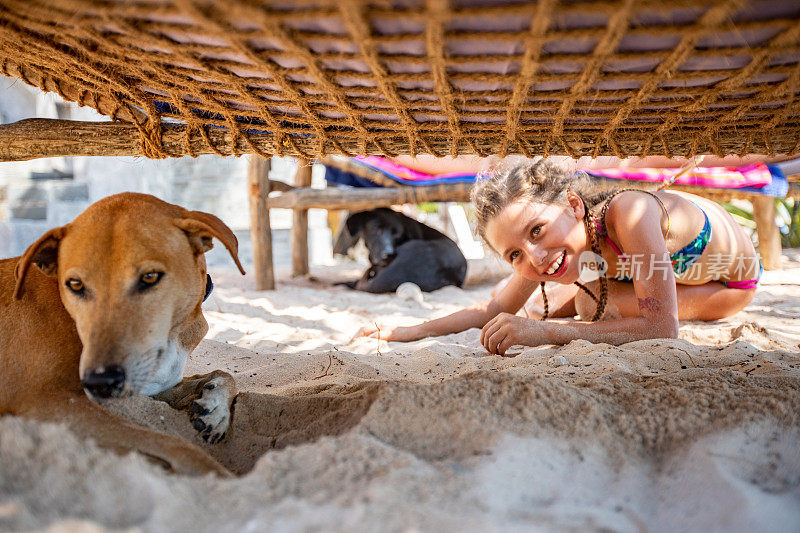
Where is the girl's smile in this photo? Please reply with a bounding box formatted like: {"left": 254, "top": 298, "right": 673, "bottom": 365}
{"left": 545, "top": 250, "right": 568, "bottom": 277}
{"left": 484, "top": 196, "right": 587, "bottom": 283}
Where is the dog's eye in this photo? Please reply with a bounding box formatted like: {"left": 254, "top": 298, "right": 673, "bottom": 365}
{"left": 66, "top": 278, "right": 84, "bottom": 294}
{"left": 138, "top": 272, "right": 163, "bottom": 291}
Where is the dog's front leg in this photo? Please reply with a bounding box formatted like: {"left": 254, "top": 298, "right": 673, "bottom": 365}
{"left": 155, "top": 370, "right": 237, "bottom": 444}
{"left": 21, "top": 394, "right": 230, "bottom": 477}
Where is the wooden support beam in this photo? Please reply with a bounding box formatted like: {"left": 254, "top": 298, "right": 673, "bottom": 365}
{"left": 752, "top": 196, "right": 782, "bottom": 270}
{"left": 247, "top": 155, "right": 275, "bottom": 290}
{"left": 3, "top": 115, "right": 800, "bottom": 165}
{"left": 269, "top": 180, "right": 295, "bottom": 193}
{"left": 269, "top": 184, "right": 473, "bottom": 210}
{"left": 1, "top": 119, "right": 799, "bottom": 203}
{"left": 291, "top": 159, "right": 313, "bottom": 277}
{"left": 0, "top": 118, "right": 278, "bottom": 160}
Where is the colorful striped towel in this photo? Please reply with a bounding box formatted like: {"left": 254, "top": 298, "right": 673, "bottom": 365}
{"left": 584, "top": 164, "right": 773, "bottom": 188}
{"left": 585, "top": 163, "right": 788, "bottom": 197}
{"left": 353, "top": 156, "right": 479, "bottom": 185}
{"left": 324, "top": 156, "right": 790, "bottom": 197}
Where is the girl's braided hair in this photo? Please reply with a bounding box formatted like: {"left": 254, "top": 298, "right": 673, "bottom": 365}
{"left": 471, "top": 160, "right": 615, "bottom": 321}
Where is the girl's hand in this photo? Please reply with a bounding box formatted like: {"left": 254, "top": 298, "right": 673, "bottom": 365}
{"left": 353, "top": 323, "right": 425, "bottom": 342}
{"left": 480, "top": 313, "right": 549, "bottom": 355}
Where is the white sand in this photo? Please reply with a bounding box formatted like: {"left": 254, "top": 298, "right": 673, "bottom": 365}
{"left": 2, "top": 254, "right": 799, "bottom": 532}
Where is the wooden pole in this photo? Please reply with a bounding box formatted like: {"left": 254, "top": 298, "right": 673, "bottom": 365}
{"left": 752, "top": 196, "right": 782, "bottom": 270}
{"left": 247, "top": 155, "right": 274, "bottom": 290}
{"left": 291, "top": 159, "right": 313, "bottom": 277}
{"left": 268, "top": 184, "right": 473, "bottom": 210}
{"left": 0, "top": 119, "right": 280, "bottom": 160}
{"left": 4, "top": 117, "right": 800, "bottom": 176}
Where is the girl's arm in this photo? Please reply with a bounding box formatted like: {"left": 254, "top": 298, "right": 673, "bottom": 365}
{"left": 482, "top": 193, "right": 680, "bottom": 353}
{"left": 357, "top": 273, "right": 540, "bottom": 342}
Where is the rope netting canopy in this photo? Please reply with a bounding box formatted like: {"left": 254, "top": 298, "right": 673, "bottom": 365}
{"left": 1, "top": 0, "right": 799, "bottom": 159}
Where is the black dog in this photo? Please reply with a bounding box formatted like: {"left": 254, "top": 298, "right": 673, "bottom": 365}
{"left": 334, "top": 208, "right": 467, "bottom": 293}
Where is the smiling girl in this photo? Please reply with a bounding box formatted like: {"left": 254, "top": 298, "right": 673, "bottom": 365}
{"left": 357, "top": 160, "right": 762, "bottom": 354}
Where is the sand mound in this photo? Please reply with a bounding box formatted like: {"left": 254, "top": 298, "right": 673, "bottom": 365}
{"left": 2, "top": 369, "right": 799, "bottom": 531}
{"left": 2, "top": 255, "right": 800, "bottom": 531}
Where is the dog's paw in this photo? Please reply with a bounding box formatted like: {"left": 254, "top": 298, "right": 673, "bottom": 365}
{"left": 188, "top": 377, "right": 233, "bottom": 444}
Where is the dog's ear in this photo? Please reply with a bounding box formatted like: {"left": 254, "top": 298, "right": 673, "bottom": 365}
{"left": 345, "top": 211, "right": 371, "bottom": 238}
{"left": 14, "top": 226, "right": 67, "bottom": 299}
{"left": 333, "top": 221, "right": 359, "bottom": 255}
{"left": 174, "top": 211, "right": 246, "bottom": 275}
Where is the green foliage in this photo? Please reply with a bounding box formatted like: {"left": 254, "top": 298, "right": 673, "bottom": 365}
{"left": 721, "top": 198, "right": 800, "bottom": 248}
{"left": 721, "top": 201, "right": 755, "bottom": 228}
{"left": 776, "top": 198, "right": 800, "bottom": 247}
{"left": 416, "top": 202, "right": 439, "bottom": 213}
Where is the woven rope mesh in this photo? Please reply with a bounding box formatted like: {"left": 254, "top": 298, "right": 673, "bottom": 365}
{"left": 1, "top": 0, "right": 799, "bottom": 158}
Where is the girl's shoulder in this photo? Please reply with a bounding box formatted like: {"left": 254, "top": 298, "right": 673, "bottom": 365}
{"left": 605, "top": 189, "right": 722, "bottom": 254}
{"left": 601, "top": 189, "right": 694, "bottom": 250}
{"left": 604, "top": 188, "right": 707, "bottom": 220}
{"left": 602, "top": 189, "right": 670, "bottom": 229}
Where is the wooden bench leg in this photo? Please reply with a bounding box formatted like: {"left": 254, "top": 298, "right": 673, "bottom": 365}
{"left": 752, "top": 196, "right": 782, "bottom": 270}
{"left": 291, "top": 158, "right": 313, "bottom": 277}
{"left": 247, "top": 155, "right": 274, "bottom": 290}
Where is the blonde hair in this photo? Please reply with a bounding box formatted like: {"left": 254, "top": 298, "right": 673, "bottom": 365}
{"left": 471, "top": 160, "right": 614, "bottom": 321}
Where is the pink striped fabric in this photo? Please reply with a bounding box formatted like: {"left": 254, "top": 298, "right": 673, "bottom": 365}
{"left": 585, "top": 163, "right": 772, "bottom": 188}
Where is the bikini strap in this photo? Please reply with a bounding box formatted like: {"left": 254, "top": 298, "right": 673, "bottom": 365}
{"left": 597, "top": 188, "right": 671, "bottom": 242}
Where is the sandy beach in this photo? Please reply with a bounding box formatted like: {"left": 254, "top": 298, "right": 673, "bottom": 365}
{"left": 1, "top": 252, "right": 799, "bottom": 532}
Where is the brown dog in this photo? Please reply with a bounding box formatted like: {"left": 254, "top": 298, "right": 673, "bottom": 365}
{"left": 1, "top": 193, "right": 246, "bottom": 476}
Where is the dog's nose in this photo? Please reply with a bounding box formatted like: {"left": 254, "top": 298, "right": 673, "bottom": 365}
{"left": 81, "top": 365, "right": 126, "bottom": 398}
{"left": 377, "top": 254, "right": 395, "bottom": 266}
